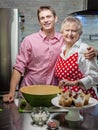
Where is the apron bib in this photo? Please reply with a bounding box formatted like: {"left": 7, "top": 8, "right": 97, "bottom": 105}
{"left": 55, "top": 52, "right": 98, "bottom": 99}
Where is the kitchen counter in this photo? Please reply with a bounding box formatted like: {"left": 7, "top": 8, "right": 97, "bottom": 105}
{"left": 0, "top": 98, "right": 98, "bottom": 130}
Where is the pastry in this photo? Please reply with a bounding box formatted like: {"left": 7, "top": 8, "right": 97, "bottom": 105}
{"left": 73, "top": 94, "right": 85, "bottom": 107}
{"left": 59, "top": 96, "right": 73, "bottom": 107}
{"left": 59, "top": 90, "right": 90, "bottom": 107}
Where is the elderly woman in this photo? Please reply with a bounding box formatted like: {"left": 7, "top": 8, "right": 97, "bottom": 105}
{"left": 55, "top": 16, "right": 98, "bottom": 99}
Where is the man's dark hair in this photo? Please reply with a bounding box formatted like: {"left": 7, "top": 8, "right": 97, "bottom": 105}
{"left": 37, "top": 5, "right": 56, "bottom": 21}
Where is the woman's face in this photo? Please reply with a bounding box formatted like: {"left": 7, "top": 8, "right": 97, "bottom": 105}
{"left": 38, "top": 9, "right": 57, "bottom": 33}
{"left": 62, "top": 22, "right": 80, "bottom": 46}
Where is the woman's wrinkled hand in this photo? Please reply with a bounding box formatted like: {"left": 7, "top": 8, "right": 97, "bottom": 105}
{"left": 59, "top": 79, "right": 79, "bottom": 88}
{"left": 59, "top": 79, "right": 85, "bottom": 91}
{"left": 59, "top": 80, "right": 66, "bottom": 89}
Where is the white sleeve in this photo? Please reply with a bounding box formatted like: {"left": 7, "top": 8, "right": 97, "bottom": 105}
{"left": 79, "top": 53, "right": 98, "bottom": 90}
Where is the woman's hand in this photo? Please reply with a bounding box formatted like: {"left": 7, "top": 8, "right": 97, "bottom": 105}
{"left": 84, "top": 46, "right": 97, "bottom": 59}
{"left": 59, "top": 79, "right": 85, "bottom": 91}
{"left": 59, "top": 79, "right": 78, "bottom": 88}
{"left": 59, "top": 79, "right": 66, "bottom": 89}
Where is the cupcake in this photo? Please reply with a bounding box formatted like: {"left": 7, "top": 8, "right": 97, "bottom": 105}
{"left": 58, "top": 90, "right": 90, "bottom": 107}
{"left": 59, "top": 90, "right": 73, "bottom": 107}
{"left": 59, "top": 96, "right": 73, "bottom": 107}
{"left": 73, "top": 94, "right": 85, "bottom": 107}
{"left": 80, "top": 93, "right": 90, "bottom": 105}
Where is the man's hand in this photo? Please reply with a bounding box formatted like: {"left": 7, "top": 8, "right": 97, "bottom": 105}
{"left": 84, "top": 46, "right": 97, "bottom": 59}
{"left": 3, "top": 93, "right": 15, "bottom": 103}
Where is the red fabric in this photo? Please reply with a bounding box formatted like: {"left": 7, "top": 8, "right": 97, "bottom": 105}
{"left": 55, "top": 52, "right": 98, "bottom": 100}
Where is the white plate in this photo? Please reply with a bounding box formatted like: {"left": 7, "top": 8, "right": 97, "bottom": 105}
{"left": 51, "top": 96, "right": 98, "bottom": 110}
{"left": 49, "top": 106, "right": 68, "bottom": 112}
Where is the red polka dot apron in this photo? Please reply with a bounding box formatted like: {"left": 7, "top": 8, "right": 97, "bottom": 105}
{"left": 55, "top": 52, "right": 98, "bottom": 100}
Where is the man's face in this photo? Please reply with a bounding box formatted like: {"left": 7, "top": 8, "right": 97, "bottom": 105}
{"left": 38, "top": 9, "right": 57, "bottom": 32}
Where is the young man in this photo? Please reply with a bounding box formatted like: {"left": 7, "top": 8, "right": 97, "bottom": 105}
{"left": 3, "top": 6, "right": 96, "bottom": 102}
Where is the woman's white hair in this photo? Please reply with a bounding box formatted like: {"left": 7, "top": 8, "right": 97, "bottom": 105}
{"left": 60, "top": 16, "right": 83, "bottom": 35}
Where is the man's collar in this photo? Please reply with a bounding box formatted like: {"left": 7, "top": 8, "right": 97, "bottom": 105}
{"left": 39, "top": 29, "right": 61, "bottom": 41}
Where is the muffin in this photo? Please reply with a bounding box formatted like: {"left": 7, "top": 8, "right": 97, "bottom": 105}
{"left": 58, "top": 90, "right": 90, "bottom": 107}
{"left": 59, "top": 96, "right": 73, "bottom": 107}
{"left": 80, "top": 93, "right": 90, "bottom": 105}
{"left": 73, "top": 94, "right": 85, "bottom": 107}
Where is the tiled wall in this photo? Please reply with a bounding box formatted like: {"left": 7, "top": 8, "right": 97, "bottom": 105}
{"left": 0, "top": 0, "right": 98, "bottom": 48}
{"left": 0, "top": 0, "right": 84, "bottom": 41}
{"left": 76, "top": 15, "right": 98, "bottom": 47}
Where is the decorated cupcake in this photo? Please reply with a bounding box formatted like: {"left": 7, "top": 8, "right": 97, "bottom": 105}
{"left": 58, "top": 90, "right": 90, "bottom": 107}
